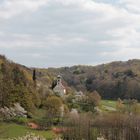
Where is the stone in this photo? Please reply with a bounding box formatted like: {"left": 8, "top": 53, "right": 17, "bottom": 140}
{"left": 0, "top": 103, "right": 27, "bottom": 119}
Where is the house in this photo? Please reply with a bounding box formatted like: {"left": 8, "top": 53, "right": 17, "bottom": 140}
{"left": 53, "top": 75, "right": 66, "bottom": 97}
{"left": 74, "top": 91, "right": 85, "bottom": 101}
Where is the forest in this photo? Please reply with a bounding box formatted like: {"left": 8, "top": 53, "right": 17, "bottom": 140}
{"left": 37, "top": 59, "right": 140, "bottom": 100}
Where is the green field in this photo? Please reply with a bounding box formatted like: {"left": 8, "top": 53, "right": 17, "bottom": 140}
{"left": 0, "top": 122, "right": 55, "bottom": 140}
{"left": 100, "top": 100, "right": 117, "bottom": 112}
{"left": 101, "top": 100, "right": 117, "bottom": 108}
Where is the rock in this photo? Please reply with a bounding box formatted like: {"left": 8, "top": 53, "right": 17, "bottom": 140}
{"left": 14, "top": 103, "right": 27, "bottom": 117}
{"left": 0, "top": 103, "right": 27, "bottom": 119}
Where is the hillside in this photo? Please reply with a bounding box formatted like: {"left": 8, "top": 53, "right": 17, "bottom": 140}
{"left": 0, "top": 55, "right": 140, "bottom": 104}
{"left": 0, "top": 55, "right": 40, "bottom": 111}
{"left": 36, "top": 59, "right": 140, "bottom": 100}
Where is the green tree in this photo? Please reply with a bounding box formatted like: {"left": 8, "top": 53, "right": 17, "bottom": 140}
{"left": 82, "top": 91, "right": 101, "bottom": 112}
{"left": 45, "top": 96, "right": 62, "bottom": 117}
{"left": 44, "top": 96, "right": 63, "bottom": 125}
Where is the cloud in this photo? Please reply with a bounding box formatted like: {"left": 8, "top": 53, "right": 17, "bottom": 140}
{"left": 101, "top": 46, "right": 140, "bottom": 62}
{"left": 0, "top": 0, "right": 140, "bottom": 67}
{"left": 0, "top": 0, "right": 49, "bottom": 19}
{"left": 119, "top": 0, "right": 140, "bottom": 13}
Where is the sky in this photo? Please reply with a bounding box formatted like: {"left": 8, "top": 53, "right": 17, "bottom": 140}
{"left": 0, "top": 0, "right": 140, "bottom": 68}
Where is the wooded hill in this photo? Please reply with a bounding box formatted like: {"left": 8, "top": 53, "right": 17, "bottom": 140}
{"left": 0, "top": 55, "right": 40, "bottom": 111}
{"left": 1, "top": 54, "right": 140, "bottom": 109}
{"left": 37, "top": 59, "right": 140, "bottom": 100}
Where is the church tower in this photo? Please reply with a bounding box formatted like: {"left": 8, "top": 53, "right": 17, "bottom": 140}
{"left": 53, "top": 75, "right": 66, "bottom": 97}
{"left": 57, "top": 75, "right": 62, "bottom": 85}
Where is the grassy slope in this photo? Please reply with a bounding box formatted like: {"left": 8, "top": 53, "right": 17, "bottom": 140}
{"left": 101, "top": 100, "right": 117, "bottom": 108}
{"left": 0, "top": 122, "right": 55, "bottom": 140}
{"left": 99, "top": 100, "right": 117, "bottom": 112}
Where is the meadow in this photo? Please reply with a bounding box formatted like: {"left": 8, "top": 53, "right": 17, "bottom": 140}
{"left": 0, "top": 122, "right": 55, "bottom": 140}
{"left": 0, "top": 100, "right": 114, "bottom": 139}
{"left": 0, "top": 100, "right": 140, "bottom": 140}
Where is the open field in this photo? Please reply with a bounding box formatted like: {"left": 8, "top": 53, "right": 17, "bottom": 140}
{"left": 0, "top": 122, "right": 55, "bottom": 140}
{"left": 101, "top": 100, "right": 117, "bottom": 108}
{"left": 99, "top": 100, "right": 117, "bottom": 112}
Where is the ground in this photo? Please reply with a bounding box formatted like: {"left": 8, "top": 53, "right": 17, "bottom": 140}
{"left": 0, "top": 122, "right": 55, "bottom": 140}
{"left": 0, "top": 100, "right": 139, "bottom": 139}
{"left": 0, "top": 100, "right": 116, "bottom": 139}
{"left": 100, "top": 100, "right": 117, "bottom": 112}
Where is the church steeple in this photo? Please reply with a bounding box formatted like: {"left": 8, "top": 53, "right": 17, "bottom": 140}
{"left": 57, "top": 75, "right": 62, "bottom": 85}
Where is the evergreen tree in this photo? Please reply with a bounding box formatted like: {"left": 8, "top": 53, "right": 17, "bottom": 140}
{"left": 32, "top": 69, "right": 36, "bottom": 81}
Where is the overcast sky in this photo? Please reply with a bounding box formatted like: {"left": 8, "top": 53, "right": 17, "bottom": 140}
{"left": 0, "top": 0, "right": 140, "bottom": 68}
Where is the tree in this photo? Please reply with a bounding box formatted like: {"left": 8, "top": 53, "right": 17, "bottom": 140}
{"left": 0, "top": 58, "right": 40, "bottom": 111}
{"left": 45, "top": 96, "right": 62, "bottom": 117}
{"left": 63, "top": 113, "right": 93, "bottom": 140}
{"left": 32, "top": 69, "right": 36, "bottom": 81}
{"left": 88, "top": 91, "right": 101, "bottom": 106}
{"left": 44, "top": 96, "right": 63, "bottom": 125}
{"left": 51, "top": 80, "right": 57, "bottom": 89}
{"left": 82, "top": 91, "right": 101, "bottom": 112}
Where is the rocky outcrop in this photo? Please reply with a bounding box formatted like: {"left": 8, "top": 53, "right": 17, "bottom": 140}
{"left": 0, "top": 103, "right": 27, "bottom": 119}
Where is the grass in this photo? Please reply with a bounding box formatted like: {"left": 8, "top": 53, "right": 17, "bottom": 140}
{"left": 100, "top": 100, "right": 117, "bottom": 112}
{"left": 0, "top": 109, "right": 56, "bottom": 140}
{"left": 101, "top": 100, "right": 117, "bottom": 108}
{"left": 0, "top": 122, "right": 55, "bottom": 140}
{"left": 33, "top": 108, "right": 47, "bottom": 120}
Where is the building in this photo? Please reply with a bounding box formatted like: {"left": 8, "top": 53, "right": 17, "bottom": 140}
{"left": 74, "top": 91, "right": 85, "bottom": 101}
{"left": 53, "top": 75, "right": 66, "bottom": 97}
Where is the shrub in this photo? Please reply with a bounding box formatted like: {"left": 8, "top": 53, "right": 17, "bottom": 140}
{"left": 11, "top": 117, "right": 29, "bottom": 125}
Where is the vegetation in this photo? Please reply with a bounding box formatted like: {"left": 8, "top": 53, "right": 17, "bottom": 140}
{"left": 78, "top": 91, "right": 101, "bottom": 112}
{"left": 1, "top": 55, "right": 140, "bottom": 139}
{"left": 37, "top": 60, "right": 140, "bottom": 101}
{"left": 63, "top": 113, "right": 140, "bottom": 140}
{"left": 43, "top": 96, "right": 63, "bottom": 126}
{"left": 0, "top": 122, "right": 54, "bottom": 139}
{"left": 8, "top": 133, "right": 46, "bottom": 140}
{"left": 0, "top": 55, "right": 40, "bottom": 111}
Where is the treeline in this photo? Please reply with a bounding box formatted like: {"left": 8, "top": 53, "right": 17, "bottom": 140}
{"left": 0, "top": 55, "right": 40, "bottom": 111}
{"left": 37, "top": 60, "right": 140, "bottom": 100}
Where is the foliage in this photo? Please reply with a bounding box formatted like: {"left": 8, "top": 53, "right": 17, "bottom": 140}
{"left": 116, "top": 99, "right": 140, "bottom": 114}
{"left": 63, "top": 113, "right": 98, "bottom": 140}
{"left": 45, "top": 96, "right": 63, "bottom": 117}
{"left": 37, "top": 60, "right": 140, "bottom": 101}
{"left": 32, "top": 69, "right": 36, "bottom": 81}
{"left": 0, "top": 55, "right": 40, "bottom": 111}
{"left": 44, "top": 96, "right": 63, "bottom": 126}
{"left": 11, "top": 117, "right": 29, "bottom": 125}
{"left": 63, "top": 113, "right": 140, "bottom": 140}
{"left": 93, "top": 113, "right": 140, "bottom": 140}
{"left": 79, "top": 91, "right": 101, "bottom": 112}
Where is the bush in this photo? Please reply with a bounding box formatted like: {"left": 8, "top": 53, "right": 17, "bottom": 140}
{"left": 12, "top": 117, "right": 28, "bottom": 125}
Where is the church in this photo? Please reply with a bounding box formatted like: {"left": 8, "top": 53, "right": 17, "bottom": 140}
{"left": 53, "top": 75, "right": 66, "bottom": 97}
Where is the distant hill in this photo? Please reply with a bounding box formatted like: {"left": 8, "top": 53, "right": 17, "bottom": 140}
{"left": 37, "top": 59, "right": 140, "bottom": 100}
{"left": 1, "top": 54, "right": 140, "bottom": 103}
